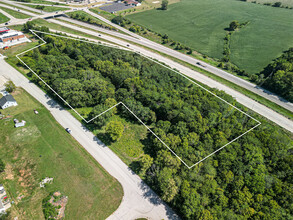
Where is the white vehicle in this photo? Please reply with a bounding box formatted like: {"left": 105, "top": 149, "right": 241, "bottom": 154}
{"left": 65, "top": 128, "right": 72, "bottom": 134}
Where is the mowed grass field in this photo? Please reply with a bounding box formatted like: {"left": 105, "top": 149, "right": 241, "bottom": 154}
{"left": 127, "top": 0, "right": 293, "bottom": 74}
{"left": 0, "top": 88, "right": 122, "bottom": 219}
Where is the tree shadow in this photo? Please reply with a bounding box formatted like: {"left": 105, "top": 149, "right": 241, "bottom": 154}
{"left": 137, "top": 180, "right": 180, "bottom": 219}
{"left": 129, "top": 160, "right": 141, "bottom": 174}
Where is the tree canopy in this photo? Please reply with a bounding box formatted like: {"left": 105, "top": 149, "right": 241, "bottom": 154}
{"left": 19, "top": 29, "right": 293, "bottom": 219}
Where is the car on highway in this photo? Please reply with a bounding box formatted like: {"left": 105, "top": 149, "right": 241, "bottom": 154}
{"left": 196, "top": 62, "right": 206, "bottom": 68}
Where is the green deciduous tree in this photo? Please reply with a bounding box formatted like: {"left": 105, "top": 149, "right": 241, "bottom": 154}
{"left": 5, "top": 81, "right": 16, "bottom": 93}
{"left": 161, "top": 0, "right": 168, "bottom": 10}
{"left": 105, "top": 121, "right": 124, "bottom": 141}
{"left": 229, "top": 20, "right": 240, "bottom": 31}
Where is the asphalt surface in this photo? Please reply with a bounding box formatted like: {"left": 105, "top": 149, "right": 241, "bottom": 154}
{"left": 0, "top": 59, "right": 179, "bottom": 220}
{"left": 48, "top": 18, "right": 293, "bottom": 133}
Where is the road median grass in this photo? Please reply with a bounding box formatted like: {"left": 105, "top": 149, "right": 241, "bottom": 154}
{"left": 0, "top": 6, "right": 30, "bottom": 19}
{"left": 0, "top": 12, "right": 9, "bottom": 23}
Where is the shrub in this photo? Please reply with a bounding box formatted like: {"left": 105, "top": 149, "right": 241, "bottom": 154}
{"left": 105, "top": 121, "right": 124, "bottom": 141}
{"left": 0, "top": 159, "right": 5, "bottom": 173}
{"left": 273, "top": 2, "right": 282, "bottom": 7}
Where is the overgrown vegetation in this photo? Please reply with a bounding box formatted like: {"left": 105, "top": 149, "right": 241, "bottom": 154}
{"left": 14, "top": 28, "right": 293, "bottom": 219}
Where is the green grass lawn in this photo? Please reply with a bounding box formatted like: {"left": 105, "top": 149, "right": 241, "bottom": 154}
{"left": 96, "top": 115, "right": 147, "bottom": 166}
{"left": 0, "top": 12, "right": 9, "bottom": 23}
{"left": 24, "top": 4, "right": 69, "bottom": 12}
{"left": 0, "top": 6, "right": 31, "bottom": 19}
{"left": 0, "top": 88, "right": 122, "bottom": 219}
{"left": 127, "top": 0, "right": 293, "bottom": 74}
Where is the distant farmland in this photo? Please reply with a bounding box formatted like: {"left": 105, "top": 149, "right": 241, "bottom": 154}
{"left": 127, "top": 0, "right": 293, "bottom": 74}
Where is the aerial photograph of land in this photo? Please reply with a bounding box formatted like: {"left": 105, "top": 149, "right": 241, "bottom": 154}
{"left": 0, "top": 0, "right": 292, "bottom": 219}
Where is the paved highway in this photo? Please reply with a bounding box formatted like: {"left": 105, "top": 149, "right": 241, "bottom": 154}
{"left": 0, "top": 59, "right": 179, "bottom": 220}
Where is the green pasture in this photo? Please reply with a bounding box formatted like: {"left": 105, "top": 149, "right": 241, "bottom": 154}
{"left": 127, "top": 0, "right": 293, "bottom": 74}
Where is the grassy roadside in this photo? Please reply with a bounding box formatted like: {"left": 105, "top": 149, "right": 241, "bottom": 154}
{"left": 0, "top": 2, "right": 41, "bottom": 15}
{"left": 0, "top": 6, "right": 31, "bottom": 19}
{"left": 0, "top": 88, "right": 123, "bottom": 219}
{"left": 23, "top": 4, "right": 69, "bottom": 12}
{"left": 0, "top": 12, "right": 9, "bottom": 23}
{"left": 33, "top": 18, "right": 121, "bottom": 47}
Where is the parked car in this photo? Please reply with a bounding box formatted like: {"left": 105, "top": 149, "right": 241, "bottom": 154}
{"left": 65, "top": 128, "right": 72, "bottom": 134}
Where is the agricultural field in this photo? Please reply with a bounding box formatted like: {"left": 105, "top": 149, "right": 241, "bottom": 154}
{"left": 0, "top": 88, "right": 122, "bottom": 219}
{"left": 0, "top": 12, "right": 9, "bottom": 23}
{"left": 126, "top": 0, "right": 293, "bottom": 74}
{"left": 0, "top": 6, "right": 31, "bottom": 19}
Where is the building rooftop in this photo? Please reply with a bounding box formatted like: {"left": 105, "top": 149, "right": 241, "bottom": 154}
{"left": 0, "top": 30, "right": 23, "bottom": 39}
{"left": 0, "top": 95, "right": 16, "bottom": 106}
{"left": 0, "top": 27, "right": 9, "bottom": 34}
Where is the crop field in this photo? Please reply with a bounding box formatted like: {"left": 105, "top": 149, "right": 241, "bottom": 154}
{"left": 0, "top": 88, "right": 122, "bottom": 219}
{"left": 126, "top": 0, "right": 293, "bottom": 74}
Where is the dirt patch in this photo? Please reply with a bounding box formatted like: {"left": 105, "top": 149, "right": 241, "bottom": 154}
{"left": 11, "top": 88, "right": 21, "bottom": 96}
{"left": 5, "top": 164, "right": 14, "bottom": 180}
{"left": 11, "top": 125, "right": 41, "bottom": 143}
{"left": 48, "top": 192, "right": 68, "bottom": 219}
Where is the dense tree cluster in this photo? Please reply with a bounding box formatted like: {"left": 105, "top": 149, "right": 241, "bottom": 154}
{"left": 20, "top": 33, "right": 293, "bottom": 219}
{"left": 254, "top": 48, "right": 293, "bottom": 102}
